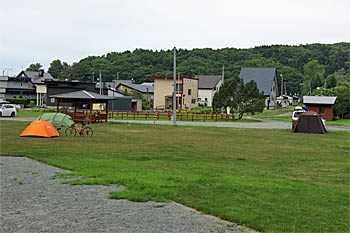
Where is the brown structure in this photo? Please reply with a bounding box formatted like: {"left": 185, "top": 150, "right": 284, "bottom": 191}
{"left": 50, "top": 90, "right": 115, "bottom": 123}
{"left": 303, "top": 96, "right": 337, "bottom": 121}
{"left": 293, "top": 111, "right": 326, "bottom": 134}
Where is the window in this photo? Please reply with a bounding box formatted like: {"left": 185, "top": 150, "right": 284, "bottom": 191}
{"left": 50, "top": 98, "right": 55, "bottom": 103}
{"left": 191, "top": 98, "right": 196, "bottom": 104}
{"left": 176, "top": 84, "right": 182, "bottom": 92}
{"left": 188, "top": 89, "right": 191, "bottom": 95}
{"left": 319, "top": 106, "right": 325, "bottom": 113}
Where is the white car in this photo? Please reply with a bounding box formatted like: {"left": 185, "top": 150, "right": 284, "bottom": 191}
{"left": 0, "top": 104, "right": 17, "bottom": 117}
{"left": 292, "top": 109, "right": 305, "bottom": 129}
{"left": 291, "top": 106, "right": 326, "bottom": 129}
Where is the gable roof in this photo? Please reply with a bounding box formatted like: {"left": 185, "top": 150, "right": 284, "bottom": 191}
{"left": 196, "top": 75, "right": 223, "bottom": 89}
{"left": 116, "top": 82, "right": 154, "bottom": 93}
{"left": 18, "top": 70, "right": 55, "bottom": 84}
{"left": 303, "top": 96, "right": 337, "bottom": 105}
{"left": 239, "top": 67, "right": 276, "bottom": 95}
{"left": 49, "top": 90, "right": 115, "bottom": 100}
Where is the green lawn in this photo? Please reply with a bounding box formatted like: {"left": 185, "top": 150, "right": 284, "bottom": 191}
{"left": 1, "top": 121, "right": 349, "bottom": 232}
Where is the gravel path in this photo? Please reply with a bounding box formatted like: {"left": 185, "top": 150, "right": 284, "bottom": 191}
{"left": 0, "top": 156, "right": 252, "bottom": 233}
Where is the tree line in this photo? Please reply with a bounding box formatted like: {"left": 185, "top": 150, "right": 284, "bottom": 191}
{"left": 27, "top": 43, "right": 350, "bottom": 118}
{"left": 27, "top": 42, "right": 348, "bottom": 95}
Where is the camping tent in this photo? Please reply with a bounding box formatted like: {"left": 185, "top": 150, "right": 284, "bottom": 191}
{"left": 293, "top": 111, "right": 326, "bottom": 134}
{"left": 36, "top": 112, "right": 74, "bottom": 127}
{"left": 20, "top": 120, "right": 59, "bottom": 138}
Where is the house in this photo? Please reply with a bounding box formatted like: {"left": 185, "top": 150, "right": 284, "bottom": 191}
{"left": 150, "top": 75, "right": 198, "bottom": 110}
{"left": 195, "top": 75, "right": 224, "bottom": 107}
{"left": 17, "top": 70, "right": 56, "bottom": 106}
{"left": 239, "top": 67, "right": 278, "bottom": 109}
{"left": 303, "top": 96, "right": 337, "bottom": 120}
{"left": 276, "top": 94, "right": 300, "bottom": 107}
{"left": 44, "top": 80, "right": 98, "bottom": 107}
{"left": 0, "top": 75, "right": 36, "bottom": 102}
{"left": 115, "top": 82, "right": 154, "bottom": 102}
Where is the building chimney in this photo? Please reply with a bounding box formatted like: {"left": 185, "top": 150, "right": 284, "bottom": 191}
{"left": 38, "top": 69, "right": 44, "bottom": 77}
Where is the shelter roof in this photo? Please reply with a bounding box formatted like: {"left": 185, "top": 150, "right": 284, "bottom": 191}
{"left": 303, "top": 96, "right": 337, "bottom": 105}
{"left": 50, "top": 90, "right": 115, "bottom": 100}
{"left": 239, "top": 67, "right": 276, "bottom": 95}
{"left": 196, "top": 75, "right": 223, "bottom": 89}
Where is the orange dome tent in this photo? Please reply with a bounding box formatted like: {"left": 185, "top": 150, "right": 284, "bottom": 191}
{"left": 20, "top": 120, "right": 59, "bottom": 138}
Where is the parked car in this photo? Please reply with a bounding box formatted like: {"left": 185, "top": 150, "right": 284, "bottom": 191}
{"left": 0, "top": 104, "right": 17, "bottom": 117}
{"left": 291, "top": 106, "right": 325, "bottom": 129}
{"left": 291, "top": 107, "right": 305, "bottom": 129}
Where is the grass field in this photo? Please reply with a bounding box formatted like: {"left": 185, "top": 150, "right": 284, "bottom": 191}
{"left": 1, "top": 120, "right": 349, "bottom": 232}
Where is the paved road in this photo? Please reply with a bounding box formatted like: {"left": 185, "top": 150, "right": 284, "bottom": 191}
{"left": 1, "top": 116, "right": 349, "bottom": 131}
{"left": 111, "top": 119, "right": 350, "bottom": 131}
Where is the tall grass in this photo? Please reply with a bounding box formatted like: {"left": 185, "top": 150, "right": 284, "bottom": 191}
{"left": 1, "top": 120, "right": 349, "bottom": 232}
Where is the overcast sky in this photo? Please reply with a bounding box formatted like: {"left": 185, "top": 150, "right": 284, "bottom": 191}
{"left": 1, "top": 0, "right": 349, "bottom": 76}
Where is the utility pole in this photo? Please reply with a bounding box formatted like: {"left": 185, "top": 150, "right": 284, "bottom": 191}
{"left": 172, "top": 47, "right": 177, "bottom": 126}
{"left": 222, "top": 64, "right": 225, "bottom": 84}
{"left": 280, "top": 74, "right": 283, "bottom": 96}
{"left": 0, "top": 68, "right": 12, "bottom": 76}
{"left": 99, "top": 70, "right": 102, "bottom": 95}
{"left": 177, "top": 71, "right": 181, "bottom": 110}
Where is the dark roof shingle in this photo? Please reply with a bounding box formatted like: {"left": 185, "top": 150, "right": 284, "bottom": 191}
{"left": 239, "top": 67, "right": 276, "bottom": 95}
{"left": 196, "top": 75, "right": 223, "bottom": 89}
{"left": 21, "top": 71, "right": 55, "bottom": 84}
{"left": 116, "top": 82, "right": 154, "bottom": 93}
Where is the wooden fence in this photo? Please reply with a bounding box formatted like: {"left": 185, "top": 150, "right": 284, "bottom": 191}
{"left": 108, "top": 111, "right": 235, "bottom": 122}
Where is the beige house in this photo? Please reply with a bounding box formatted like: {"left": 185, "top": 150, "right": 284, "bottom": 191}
{"left": 151, "top": 76, "right": 198, "bottom": 110}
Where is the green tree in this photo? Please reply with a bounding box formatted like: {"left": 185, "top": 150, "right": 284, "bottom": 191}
{"left": 333, "top": 86, "right": 350, "bottom": 119}
{"left": 26, "top": 63, "right": 43, "bottom": 71}
{"left": 326, "top": 74, "right": 337, "bottom": 88}
{"left": 48, "top": 59, "right": 70, "bottom": 80}
{"left": 303, "top": 60, "right": 325, "bottom": 95}
{"left": 213, "top": 77, "right": 265, "bottom": 119}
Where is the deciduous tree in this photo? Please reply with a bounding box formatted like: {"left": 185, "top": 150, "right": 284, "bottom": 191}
{"left": 212, "top": 77, "right": 265, "bottom": 119}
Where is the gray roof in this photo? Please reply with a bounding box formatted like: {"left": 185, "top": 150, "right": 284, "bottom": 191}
{"left": 20, "top": 71, "right": 55, "bottom": 84}
{"left": 116, "top": 82, "right": 154, "bottom": 93}
{"left": 303, "top": 96, "right": 337, "bottom": 105}
{"left": 50, "top": 90, "right": 115, "bottom": 100}
{"left": 239, "top": 67, "right": 276, "bottom": 95}
{"left": 196, "top": 75, "right": 223, "bottom": 89}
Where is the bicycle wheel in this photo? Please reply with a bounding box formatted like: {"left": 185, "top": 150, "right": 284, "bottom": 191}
{"left": 65, "top": 127, "right": 77, "bottom": 137}
{"left": 82, "top": 127, "right": 93, "bottom": 137}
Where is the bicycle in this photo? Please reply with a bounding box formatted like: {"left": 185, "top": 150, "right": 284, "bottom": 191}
{"left": 65, "top": 122, "right": 93, "bottom": 137}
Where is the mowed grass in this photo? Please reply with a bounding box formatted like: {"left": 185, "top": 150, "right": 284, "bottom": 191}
{"left": 1, "top": 120, "right": 349, "bottom": 232}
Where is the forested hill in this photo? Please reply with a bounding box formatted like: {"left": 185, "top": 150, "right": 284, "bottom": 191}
{"left": 47, "top": 42, "right": 350, "bottom": 94}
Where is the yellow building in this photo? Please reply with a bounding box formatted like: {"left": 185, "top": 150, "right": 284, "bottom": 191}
{"left": 151, "top": 76, "right": 198, "bottom": 110}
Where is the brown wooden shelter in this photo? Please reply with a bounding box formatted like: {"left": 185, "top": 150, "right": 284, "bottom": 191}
{"left": 50, "top": 90, "right": 115, "bottom": 123}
